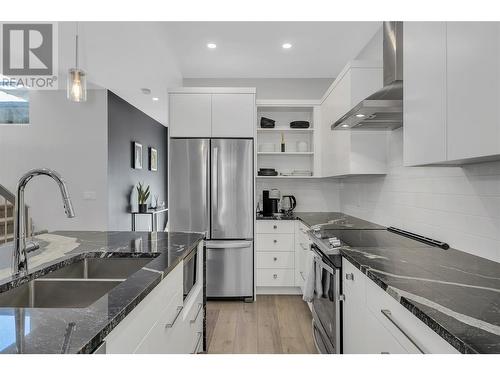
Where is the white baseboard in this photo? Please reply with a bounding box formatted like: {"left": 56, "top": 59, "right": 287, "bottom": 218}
{"left": 256, "top": 286, "right": 302, "bottom": 295}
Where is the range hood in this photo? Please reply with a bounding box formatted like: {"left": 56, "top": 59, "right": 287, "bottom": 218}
{"left": 332, "top": 21, "right": 403, "bottom": 130}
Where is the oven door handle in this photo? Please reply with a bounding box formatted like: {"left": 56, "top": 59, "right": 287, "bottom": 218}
{"left": 314, "top": 255, "right": 334, "bottom": 275}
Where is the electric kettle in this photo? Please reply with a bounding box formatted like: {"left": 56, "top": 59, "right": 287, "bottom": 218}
{"left": 281, "top": 195, "right": 297, "bottom": 214}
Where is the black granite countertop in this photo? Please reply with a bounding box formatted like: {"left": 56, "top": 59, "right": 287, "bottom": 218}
{"left": 0, "top": 231, "right": 204, "bottom": 354}
{"left": 313, "top": 227, "right": 500, "bottom": 354}
{"left": 257, "top": 211, "right": 385, "bottom": 229}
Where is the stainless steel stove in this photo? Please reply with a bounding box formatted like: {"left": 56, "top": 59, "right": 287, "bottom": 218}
{"left": 306, "top": 219, "right": 386, "bottom": 354}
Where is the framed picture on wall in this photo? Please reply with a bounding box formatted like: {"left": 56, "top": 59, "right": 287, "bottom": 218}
{"left": 149, "top": 147, "right": 158, "bottom": 171}
{"left": 133, "top": 142, "right": 143, "bottom": 169}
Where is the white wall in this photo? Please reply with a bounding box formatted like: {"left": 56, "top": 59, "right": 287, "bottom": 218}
{"left": 355, "top": 26, "right": 383, "bottom": 60}
{"left": 0, "top": 90, "right": 108, "bottom": 232}
{"left": 339, "top": 128, "right": 500, "bottom": 263}
{"left": 183, "top": 78, "right": 333, "bottom": 100}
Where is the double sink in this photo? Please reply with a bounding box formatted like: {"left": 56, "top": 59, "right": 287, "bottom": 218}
{"left": 0, "top": 257, "right": 154, "bottom": 309}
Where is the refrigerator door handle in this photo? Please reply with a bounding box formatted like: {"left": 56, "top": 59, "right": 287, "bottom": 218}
{"left": 206, "top": 240, "right": 253, "bottom": 249}
{"left": 205, "top": 144, "right": 211, "bottom": 238}
{"left": 212, "top": 146, "right": 219, "bottom": 228}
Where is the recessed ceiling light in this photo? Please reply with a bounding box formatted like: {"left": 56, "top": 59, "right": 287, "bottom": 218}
{"left": 341, "top": 124, "right": 350, "bottom": 128}
{"left": 152, "top": 97, "right": 159, "bottom": 101}
{"left": 355, "top": 114, "right": 365, "bottom": 118}
{"left": 282, "top": 43, "right": 292, "bottom": 49}
{"left": 141, "top": 88, "right": 151, "bottom": 95}
{"left": 207, "top": 43, "right": 217, "bottom": 49}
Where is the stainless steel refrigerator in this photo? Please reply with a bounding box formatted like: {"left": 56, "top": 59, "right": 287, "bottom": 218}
{"left": 169, "top": 138, "right": 254, "bottom": 300}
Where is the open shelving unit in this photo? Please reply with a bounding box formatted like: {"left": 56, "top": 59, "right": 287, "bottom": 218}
{"left": 256, "top": 100, "right": 320, "bottom": 179}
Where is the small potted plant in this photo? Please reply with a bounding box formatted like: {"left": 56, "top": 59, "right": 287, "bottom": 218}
{"left": 137, "top": 182, "right": 150, "bottom": 213}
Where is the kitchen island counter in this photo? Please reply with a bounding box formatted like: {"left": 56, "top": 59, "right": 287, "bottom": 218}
{"left": 0, "top": 231, "right": 204, "bottom": 354}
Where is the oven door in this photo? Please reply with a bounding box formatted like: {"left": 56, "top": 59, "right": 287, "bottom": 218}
{"left": 311, "top": 247, "right": 341, "bottom": 354}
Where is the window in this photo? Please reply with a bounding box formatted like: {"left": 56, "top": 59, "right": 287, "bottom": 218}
{"left": 0, "top": 77, "right": 29, "bottom": 124}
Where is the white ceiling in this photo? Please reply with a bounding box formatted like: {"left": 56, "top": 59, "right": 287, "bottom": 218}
{"left": 58, "top": 22, "right": 183, "bottom": 125}
{"left": 163, "top": 22, "right": 382, "bottom": 78}
{"left": 55, "top": 21, "right": 380, "bottom": 125}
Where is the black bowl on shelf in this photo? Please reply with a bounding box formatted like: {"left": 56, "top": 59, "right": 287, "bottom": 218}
{"left": 258, "top": 168, "right": 278, "bottom": 176}
{"left": 290, "top": 120, "right": 310, "bottom": 129}
{"left": 260, "top": 117, "right": 276, "bottom": 128}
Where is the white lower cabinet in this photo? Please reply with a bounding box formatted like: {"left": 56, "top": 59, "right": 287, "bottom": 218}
{"left": 342, "top": 259, "right": 370, "bottom": 353}
{"left": 104, "top": 243, "right": 204, "bottom": 354}
{"left": 342, "top": 258, "right": 459, "bottom": 354}
{"left": 256, "top": 220, "right": 300, "bottom": 293}
{"left": 256, "top": 219, "right": 314, "bottom": 294}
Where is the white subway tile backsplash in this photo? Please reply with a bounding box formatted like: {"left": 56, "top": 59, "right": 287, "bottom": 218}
{"left": 340, "top": 128, "right": 500, "bottom": 263}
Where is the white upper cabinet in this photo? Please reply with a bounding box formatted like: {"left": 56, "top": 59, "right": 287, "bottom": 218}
{"left": 212, "top": 93, "right": 255, "bottom": 137}
{"left": 169, "top": 88, "right": 256, "bottom": 138}
{"left": 403, "top": 22, "right": 447, "bottom": 166}
{"left": 404, "top": 22, "right": 500, "bottom": 165}
{"left": 169, "top": 93, "right": 212, "bottom": 137}
{"left": 320, "top": 61, "right": 388, "bottom": 177}
{"left": 446, "top": 22, "right": 500, "bottom": 161}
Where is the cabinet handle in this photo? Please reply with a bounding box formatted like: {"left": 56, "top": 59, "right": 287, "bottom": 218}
{"left": 381, "top": 352, "right": 390, "bottom": 354}
{"left": 273, "top": 225, "right": 277, "bottom": 229}
{"left": 190, "top": 303, "right": 203, "bottom": 324}
{"left": 165, "top": 306, "right": 183, "bottom": 328}
{"left": 273, "top": 274, "right": 278, "bottom": 279}
{"left": 191, "top": 332, "right": 203, "bottom": 354}
{"left": 273, "top": 257, "right": 278, "bottom": 261}
{"left": 345, "top": 273, "right": 354, "bottom": 281}
{"left": 273, "top": 239, "right": 278, "bottom": 243}
{"left": 380, "top": 309, "right": 425, "bottom": 354}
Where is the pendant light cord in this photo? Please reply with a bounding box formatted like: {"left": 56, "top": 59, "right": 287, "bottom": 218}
{"left": 75, "top": 22, "right": 79, "bottom": 70}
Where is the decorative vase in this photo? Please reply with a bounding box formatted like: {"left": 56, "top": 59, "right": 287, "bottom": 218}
{"left": 138, "top": 204, "right": 148, "bottom": 213}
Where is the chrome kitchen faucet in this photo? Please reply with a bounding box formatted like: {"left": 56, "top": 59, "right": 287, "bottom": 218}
{"left": 12, "top": 168, "right": 75, "bottom": 275}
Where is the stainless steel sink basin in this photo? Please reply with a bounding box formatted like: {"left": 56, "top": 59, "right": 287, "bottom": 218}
{"left": 0, "top": 279, "right": 122, "bottom": 308}
{"left": 42, "top": 257, "right": 152, "bottom": 280}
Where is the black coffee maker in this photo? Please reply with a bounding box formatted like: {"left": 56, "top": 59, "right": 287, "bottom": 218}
{"left": 262, "top": 189, "right": 280, "bottom": 216}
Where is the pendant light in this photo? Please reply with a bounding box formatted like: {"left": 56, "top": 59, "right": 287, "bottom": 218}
{"left": 67, "top": 23, "right": 87, "bottom": 102}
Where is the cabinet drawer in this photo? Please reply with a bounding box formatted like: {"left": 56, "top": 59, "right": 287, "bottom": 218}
{"left": 365, "top": 276, "right": 459, "bottom": 354}
{"left": 105, "top": 263, "right": 183, "bottom": 353}
{"left": 364, "top": 309, "right": 408, "bottom": 354}
{"left": 188, "top": 305, "right": 204, "bottom": 354}
{"left": 256, "top": 251, "right": 294, "bottom": 269}
{"left": 256, "top": 234, "right": 294, "bottom": 252}
{"left": 297, "top": 221, "right": 310, "bottom": 236}
{"left": 134, "top": 292, "right": 190, "bottom": 354}
{"left": 184, "top": 285, "right": 203, "bottom": 323}
{"left": 256, "top": 269, "right": 295, "bottom": 287}
{"left": 256, "top": 220, "right": 295, "bottom": 234}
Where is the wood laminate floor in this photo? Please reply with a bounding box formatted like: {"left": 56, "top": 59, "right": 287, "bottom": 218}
{"left": 206, "top": 295, "right": 317, "bottom": 354}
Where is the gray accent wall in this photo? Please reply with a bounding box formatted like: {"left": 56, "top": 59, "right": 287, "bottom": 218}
{"left": 107, "top": 91, "right": 168, "bottom": 230}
